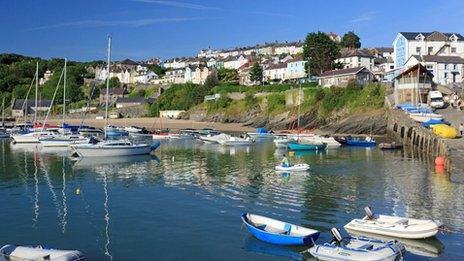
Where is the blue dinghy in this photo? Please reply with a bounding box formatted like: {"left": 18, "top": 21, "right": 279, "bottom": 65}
{"left": 288, "top": 142, "right": 326, "bottom": 151}
{"left": 346, "top": 138, "right": 376, "bottom": 147}
{"left": 241, "top": 213, "right": 320, "bottom": 246}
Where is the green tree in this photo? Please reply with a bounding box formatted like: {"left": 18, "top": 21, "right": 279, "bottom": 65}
{"left": 203, "top": 70, "right": 219, "bottom": 90}
{"left": 147, "top": 64, "right": 167, "bottom": 77}
{"left": 303, "top": 31, "right": 340, "bottom": 75}
{"left": 341, "top": 31, "right": 361, "bottom": 49}
{"left": 249, "top": 62, "right": 263, "bottom": 84}
{"left": 217, "top": 68, "right": 238, "bottom": 83}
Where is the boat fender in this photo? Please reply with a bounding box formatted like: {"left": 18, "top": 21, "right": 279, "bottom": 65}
{"left": 364, "top": 206, "right": 374, "bottom": 220}
{"left": 330, "top": 228, "right": 343, "bottom": 246}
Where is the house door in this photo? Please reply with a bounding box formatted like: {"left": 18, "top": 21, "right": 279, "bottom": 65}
{"left": 452, "top": 73, "right": 457, "bottom": 83}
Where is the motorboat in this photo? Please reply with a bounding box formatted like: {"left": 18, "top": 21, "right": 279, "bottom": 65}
{"left": 11, "top": 131, "right": 58, "bottom": 144}
{"left": 298, "top": 135, "right": 341, "bottom": 148}
{"left": 275, "top": 163, "right": 310, "bottom": 172}
{"left": 71, "top": 140, "right": 160, "bottom": 157}
{"left": 344, "top": 207, "right": 442, "bottom": 239}
{"left": 0, "top": 244, "right": 85, "bottom": 261}
{"left": 40, "top": 134, "right": 90, "bottom": 147}
{"left": 409, "top": 112, "right": 443, "bottom": 123}
{"left": 346, "top": 137, "right": 376, "bottom": 147}
{"left": 124, "top": 126, "right": 148, "bottom": 134}
{"left": 198, "top": 128, "right": 221, "bottom": 136}
{"left": 199, "top": 133, "right": 229, "bottom": 144}
{"left": 273, "top": 134, "right": 293, "bottom": 148}
{"left": 246, "top": 128, "right": 274, "bottom": 139}
{"left": 217, "top": 136, "right": 253, "bottom": 146}
{"left": 287, "top": 142, "right": 326, "bottom": 151}
{"left": 241, "top": 213, "right": 320, "bottom": 246}
{"left": 308, "top": 228, "right": 405, "bottom": 261}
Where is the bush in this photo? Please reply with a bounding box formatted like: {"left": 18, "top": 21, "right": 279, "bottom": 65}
{"left": 266, "top": 93, "right": 286, "bottom": 114}
{"left": 206, "top": 95, "right": 232, "bottom": 112}
{"left": 244, "top": 93, "right": 258, "bottom": 108}
{"left": 314, "top": 88, "right": 325, "bottom": 101}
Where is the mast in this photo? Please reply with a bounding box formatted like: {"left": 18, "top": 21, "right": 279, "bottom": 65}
{"left": 34, "top": 62, "right": 38, "bottom": 123}
{"left": 1, "top": 96, "right": 4, "bottom": 128}
{"left": 104, "top": 37, "right": 112, "bottom": 139}
{"left": 63, "top": 58, "right": 67, "bottom": 125}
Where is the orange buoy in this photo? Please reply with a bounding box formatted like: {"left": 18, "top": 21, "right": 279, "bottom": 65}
{"left": 435, "top": 165, "right": 445, "bottom": 174}
{"left": 435, "top": 156, "right": 445, "bottom": 166}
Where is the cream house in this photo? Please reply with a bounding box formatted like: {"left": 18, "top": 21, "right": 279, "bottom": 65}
{"left": 335, "top": 49, "right": 375, "bottom": 70}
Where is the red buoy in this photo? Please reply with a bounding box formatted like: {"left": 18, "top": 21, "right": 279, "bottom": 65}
{"left": 435, "top": 156, "right": 445, "bottom": 166}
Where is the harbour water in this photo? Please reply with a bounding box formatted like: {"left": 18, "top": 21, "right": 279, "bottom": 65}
{"left": 0, "top": 139, "right": 463, "bottom": 260}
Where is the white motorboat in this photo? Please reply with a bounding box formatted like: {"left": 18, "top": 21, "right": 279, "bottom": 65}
{"left": 409, "top": 112, "right": 443, "bottom": 123}
{"left": 246, "top": 128, "right": 274, "bottom": 139}
{"left": 344, "top": 207, "right": 442, "bottom": 239}
{"left": 199, "top": 133, "right": 229, "bottom": 144}
{"left": 217, "top": 136, "right": 253, "bottom": 146}
{"left": 273, "top": 135, "right": 293, "bottom": 148}
{"left": 40, "top": 135, "right": 90, "bottom": 147}
{"left": 124, "top": 126, "right": 145, "bottom": 133}
{"left": 275, "top": 163, "right": 310, "bottom": 172}
{"left": 71, "top": 140, "right": 157, "bottom": 157}
{"left": 11, "top": 131, "right": 58, "bottom": 144}
{"left": 300, "top": 135, "right": 341, "bottom": 148}
{"left": 308, "top": 228, "right": 405, "bottom": 261}
{"left": 0, "top": 244, "right": 85, "bottom": 261}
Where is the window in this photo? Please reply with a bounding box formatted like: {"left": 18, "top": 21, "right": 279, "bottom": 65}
{"left": 428, "top": 47, "right": 433, "bottom": 54}
{"left": 444, "top": 72, "right": 448, "bottom": 78}
{"left": 444, "top": 64, "right": 448, "bottom": 70}
{"left": 451, "top": 47, "right": 457, "bottom": 53}
{"left": 454, "top": 64, "right": 458, "bottom": 70}
{"left": 416, "top": 47, "right": 421, "bottom": 53}
{"left": 426, "top": 64, "right": 433, "bottom": 69}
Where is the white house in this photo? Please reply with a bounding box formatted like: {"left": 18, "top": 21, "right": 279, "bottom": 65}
{"left": 393, "top": 31, "right": 464, "bottom": 69}
{"left": 335, "top": 49, "right": 375, "bottom": 70}
{"left": 223, "top": 55, "right": 249, "bottom": 70}
{"left": 264, "top": 63, "right": 287, "bottom": 83}
{"left": 154, "top": 68, "right": 186, "bottom": 84}
{"left": 135, "top": 71, "right": 158, "bottom": 84}
{"left": 184, "top": 66, "right": 212, "bottom": 84}
{"left": 404, "top": 55, "right": 464, "bottom": 85}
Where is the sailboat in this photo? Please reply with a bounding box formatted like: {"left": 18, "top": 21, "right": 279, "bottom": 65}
{"left": 39, "top": 59, "right": 90, "bottom": 147}
{"left": 71, "top": 37, "right": 159, "bottom": 157}
{"left": 0, "top": 97, "right": 10, "bottom": 138}
{"left": 12, "top": 63, "right": 59, "bottom": 144}
{"left": 287, "top": 85, "right": 326, "bottom": 151}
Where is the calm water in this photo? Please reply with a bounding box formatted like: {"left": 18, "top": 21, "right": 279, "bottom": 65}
{"left": 0, "top": 139, "right": 463, "bottom": 260}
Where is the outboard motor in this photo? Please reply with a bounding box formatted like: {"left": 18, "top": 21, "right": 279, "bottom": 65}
{"left": 364, "top": 206, "right": 374, "bottom": 220}
{"left": 330, "top": 228, "right": 343, "bottom": 246}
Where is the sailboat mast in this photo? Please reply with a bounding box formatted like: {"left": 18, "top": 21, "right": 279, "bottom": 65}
{"left": 297, "top": 83, "right": 301, "bottom": 131}
{"left": 1, "top": 96, "right": 4, "bottom": 128}
{"left": 104, "top": 37, "right": 112, "bottom": 139}
{"left": 34, "top": 62, "right": 38, "bottom": 123}
{"left": 63, "top": 58, "right": 67, "bottom": 125}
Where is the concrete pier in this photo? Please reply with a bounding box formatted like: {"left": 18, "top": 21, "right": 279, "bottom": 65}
{"left": 387, "top": 109, "right": 464, "bottom": 183}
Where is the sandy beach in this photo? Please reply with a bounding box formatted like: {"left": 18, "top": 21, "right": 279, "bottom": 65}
{"left": 46, "top": 117, "right": 255, "bottom": 132}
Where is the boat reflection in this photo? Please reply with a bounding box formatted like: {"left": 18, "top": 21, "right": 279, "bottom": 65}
{"left": 72, "top": 154, "right": 158, "bottom": 169}
{"left": 243, "top": 236, "right": 305, "bottom": 260}
{"left": 347, "top": 231, "right": 444, "bottom": 258}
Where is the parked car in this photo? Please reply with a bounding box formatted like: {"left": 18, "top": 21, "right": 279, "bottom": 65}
{"left": 428, "top": 91, "right": 445, "bottom": 109}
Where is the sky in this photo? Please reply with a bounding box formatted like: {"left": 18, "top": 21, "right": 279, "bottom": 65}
{"left": 1, "top": 0, "right": 463, "bottom": 61}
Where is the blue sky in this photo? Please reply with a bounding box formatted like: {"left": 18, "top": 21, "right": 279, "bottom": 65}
{"left": 1, "top": 0, "right": 463, "bottom": 61}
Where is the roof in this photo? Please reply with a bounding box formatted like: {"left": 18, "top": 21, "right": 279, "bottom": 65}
{"left": 372, "top": 47, "right": 394, "bottom": 53}
{"left": 339, "top": 48, "right": 375, "bottom": 58}
{"left": 107, "top": 87, "right": 127, "bottom": 95}
{"left": 12, "top": 99, "right": 53, "bottom": 110}
{"left": 396, "top": 63, "right": 434, "bottom": 78}
{"left": 399, "top": 31, "right": 464, "bottom": 41}
{"left": 286, "top": 58, "right": 305, "bottom": 63}
{"left": 115, "top": 97, "right": 150, "bottom": 104}
{"left": 265, "top": 63, "right": 287, "bottom": 70}
{"left": 319, "top": 67, "right": 370, "bottom": 77}
{"left": 411, "top": 55, "right": 464, "bottom": 64}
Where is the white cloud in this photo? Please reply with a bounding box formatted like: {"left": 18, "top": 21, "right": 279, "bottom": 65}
{"left": 350, "top": 11, "right": 376, "bottom": 23}
{"left": 29, "top": 17, "right": 204, "bottom": 31}
{"left": 132, "top": 0, "right": 218, "bottom": 10}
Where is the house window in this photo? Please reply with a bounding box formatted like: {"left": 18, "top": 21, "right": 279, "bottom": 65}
{"left": 444, "top": 64, "right": 448, "bottom": 70}
{"left": 416, "top": 47, "right": 421, "bottom": 53}
{"left": 444, "top": 72, "right": 448, "bottom": 78}
{"left": 428, "top": 47, "right": 433, "bottom": 54}
{"left": 454, "top": 64, "right": 458, "bottom": 70}
{"left": 426, "top": 64, "right": 433, "bottom": 69}
{"left": 451, "top": 47, "right": 457, "bottom": 53}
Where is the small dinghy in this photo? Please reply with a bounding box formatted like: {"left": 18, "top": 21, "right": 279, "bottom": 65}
{"left": 287, "top": 142, "right": 326, "bottom": 151}
{"left": 344, "top": 207, "right": 442, "bottom": 239}
{"left": 0, "top": 244, "right": 85, "bottom": 261}
{"left": 309, "top": 228, "right": 404, "bottom": 261}
{"left": 275, "top": 163, "right": 310, "bottom": 172}
{"left": 241, "top": 213, "right": 320, "bottom": 246}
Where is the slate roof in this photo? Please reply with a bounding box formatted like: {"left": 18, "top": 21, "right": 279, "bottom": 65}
{"left": 116, "top": 97, "right": 149, "bottom": 104}
{"left": 107, "top": 87, "right": 127, "bottom": 95}
{"left": 411, "top": 55, "right": 464, "bottom": 64}
{"left": 339, "top": 48, "right": 375, "bottom": 58}
{"left": 265, "top": 63, "right": 287, "bottom": 70}
{"left": 12, "top": 99, "right": 52, "bottom": 110}
{"left": 399, "top": 32, "right": 464, "bottom": 41}
{"left": 319, "top": 67, "right": 369, "bottom": 77}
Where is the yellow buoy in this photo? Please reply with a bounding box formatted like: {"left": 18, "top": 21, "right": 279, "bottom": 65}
{"left": 431, "top": 124, "right": 458, "bottom": 139}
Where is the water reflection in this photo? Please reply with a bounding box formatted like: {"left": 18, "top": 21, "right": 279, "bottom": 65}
{"left": 0, "top": 140, "right": 463, "bottom": 260}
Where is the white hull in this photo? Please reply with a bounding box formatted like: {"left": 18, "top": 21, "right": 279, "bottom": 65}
{"left": 247, "top": 133, "right": 274, "bottom": 139}
{"left": 71, "top": 143, "right": 152, "bottom": 157}
{"left": 152, "top": 134, "right": 170, "bottom": 140}
{"left": 217, "top": 137, "right": 253, "bottom": 146}
{"left": 40, "top": 138, "right": 90, "bottom": 147}
{"left": 12, "top": 132, "right": 57, "bottom": 144}
{"left": 275, "top": 163, "right": 310, "bottom": 172}
{"left": 0, "top": 244, "right": 84, "bottom": 261}
{"left": 344, "top": 214, "right": 441, "bottom": 239}
{"left": 199, "top": 133, "right": 229, "bottom": 144}
{"left": 298, "top": 136, "right": 341, "bottom": 148}
{"left": 409, "top": 113, "right": 443, "bottom": 123}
